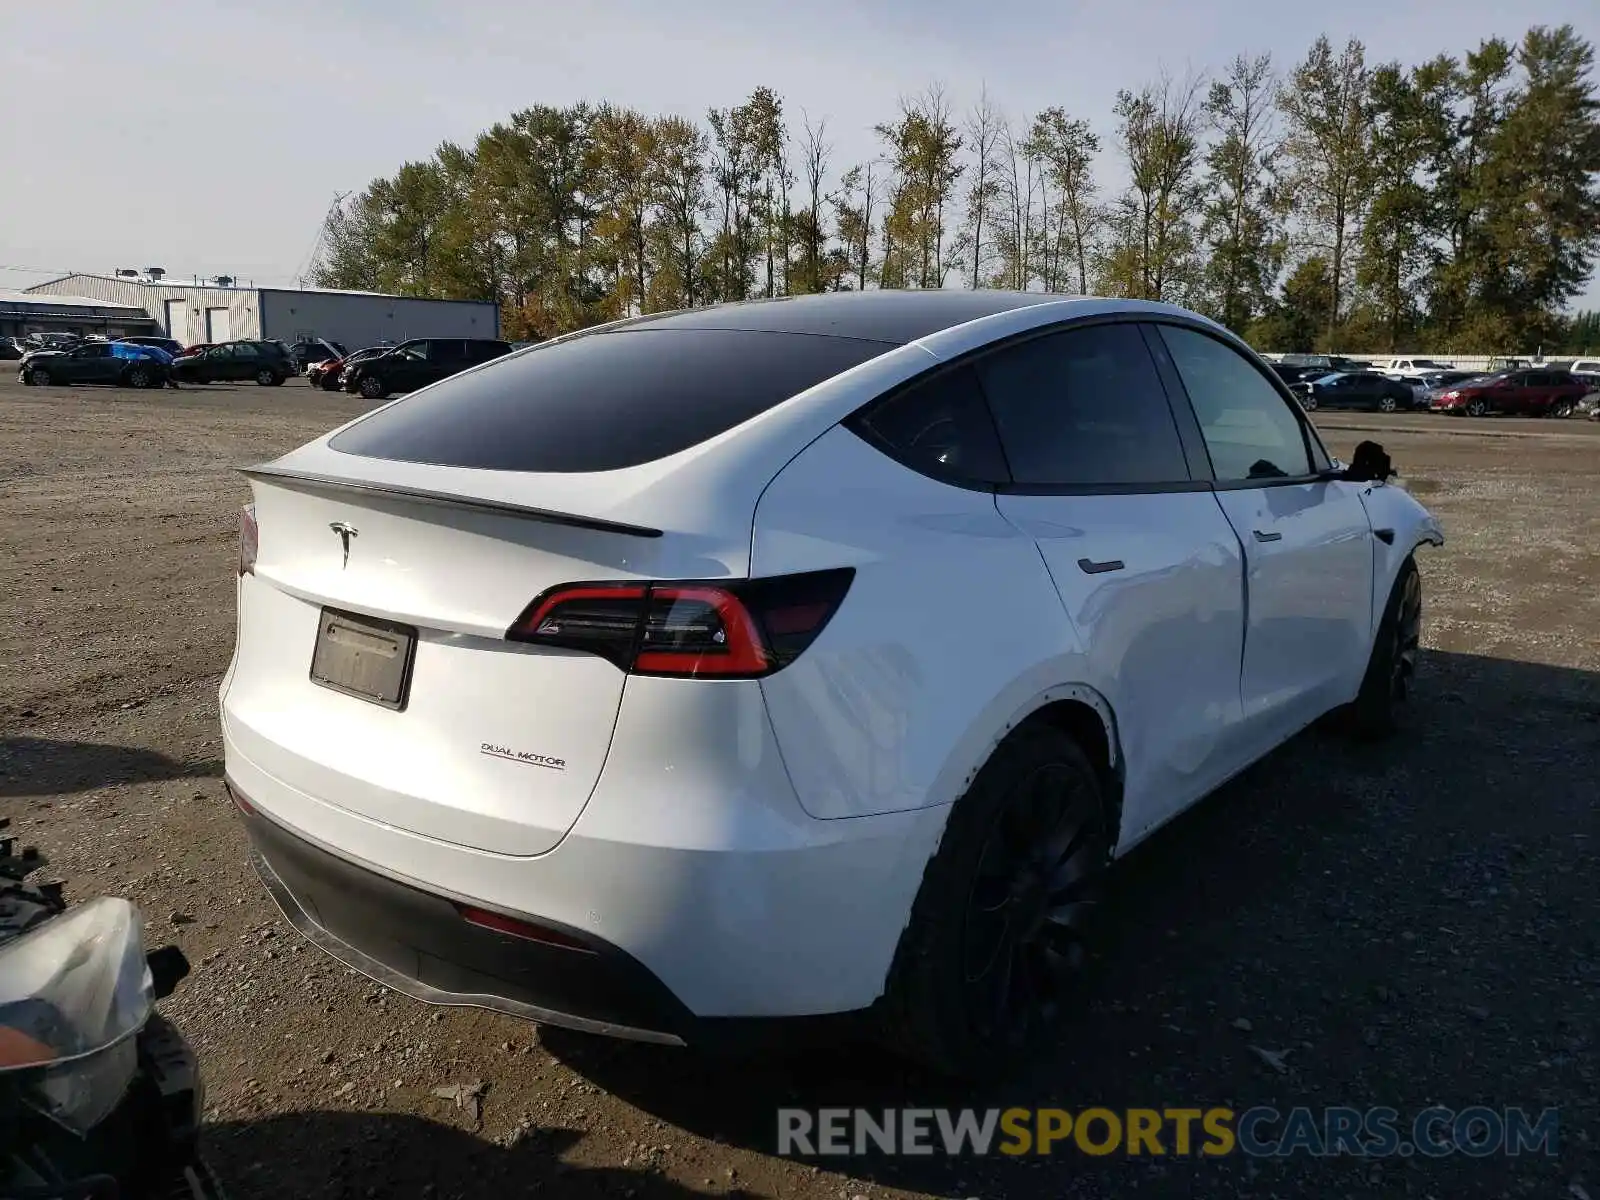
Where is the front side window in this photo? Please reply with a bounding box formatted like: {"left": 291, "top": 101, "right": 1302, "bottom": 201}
{"left": 974, "top": 322, "right": 1190, "bottom": 487}
{"left": 1158, "top": 325, "right": 1313, "bottom": 482}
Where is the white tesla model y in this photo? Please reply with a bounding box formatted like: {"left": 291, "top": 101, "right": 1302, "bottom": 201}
{"left": 221, "top": 291, "right": 1442, "bottom": 1078}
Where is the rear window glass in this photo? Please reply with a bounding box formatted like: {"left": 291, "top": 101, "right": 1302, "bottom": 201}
{"left": 329, "top": 328, "right": 895, "bottom": 472}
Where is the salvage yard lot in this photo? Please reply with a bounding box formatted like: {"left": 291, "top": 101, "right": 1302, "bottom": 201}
{"left": 2, "top": 377, "right": 1597, "bottom": 1200}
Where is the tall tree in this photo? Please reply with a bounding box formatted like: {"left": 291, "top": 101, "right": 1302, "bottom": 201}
{"left": 991, "top": 119, "right": 1040, "bottom": 289}
{"left": 1356, "top": 58, "right": 1455, "bottom": 349}
{"left": 1278, "top": 36, "right": 1377, "bottom": 343}
{"left": 877, "top": 86, "right": 966, "bottom": 288}
{"left": 647, "top": 115, "right": 709, "bottom": 310}
{"left": 832, "top": 162, "right": 878, "bottom": 290}
{"left": 1099, "top": 73, "right": 1206, "bottom": 301}
{"left": 1472, "top": 25, "right": 1600, "bottom": 346}
{"left": 790, "top": 113, "right": 832, "bottom": 294}
{"left": 1200, "top": 53, "right": 1282, "bottom": 331}
{"left": 1026, "top": 106, "right": 1101, "bottom": 293}
{"left": 706, "top": 95, "right": 764, "bottom": 302}
{"left": 960, "top": 88, "right": 1006, "bottom": 289}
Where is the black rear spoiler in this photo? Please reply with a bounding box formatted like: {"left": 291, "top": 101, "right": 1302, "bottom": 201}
{"left": 239, "top": 465, "right": 664, "bottom": 539}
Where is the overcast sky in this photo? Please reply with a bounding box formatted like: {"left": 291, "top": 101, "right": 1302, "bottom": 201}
{"left": 2, "top": 0, "right": 1595, "bottom": 307}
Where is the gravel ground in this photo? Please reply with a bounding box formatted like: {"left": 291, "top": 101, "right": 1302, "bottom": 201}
{"left": 2, "top": 377, "right": 1596, "bottom": 1200}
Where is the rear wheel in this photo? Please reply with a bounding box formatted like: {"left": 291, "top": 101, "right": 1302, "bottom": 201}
{"left": 1378, "top": 395, "right": 1397, "bottom": 412}
{"left": 1552, "top": 400, "right": 1575, "bottom": 418}
{"left": 358, "top": 374, "right": 387, "bottom": 400}
{"left": 880, "top": 723, "right": 1111, "bottom": 1080}
{"left": 1343, "top": 557, "right": 1422, "bottom": 740}
{"left": 126, "top": 366, "right": 152, "bottom": 389}
{"left": 255, "top": 368, "right": 277, "bottom": 386}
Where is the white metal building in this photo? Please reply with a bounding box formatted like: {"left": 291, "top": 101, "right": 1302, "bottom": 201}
{"left": 25, "top": 274, "right": 500, "bottom": 349}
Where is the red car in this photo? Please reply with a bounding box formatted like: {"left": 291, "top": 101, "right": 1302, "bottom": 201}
{"left": 1430, "top": 369, "right": 1591, "bottom": 417}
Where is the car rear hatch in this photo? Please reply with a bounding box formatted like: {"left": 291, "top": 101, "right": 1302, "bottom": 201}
{"left": 225, "top": 466, "right": 746, "bottom": 857}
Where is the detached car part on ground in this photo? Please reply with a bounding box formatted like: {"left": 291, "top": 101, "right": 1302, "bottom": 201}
{"left": 223, "top": 291, "right": 1442, "bottom": 1082}
{"left": 18, "top": 343, "right": 171, "bottom": 390}
{"left": 0, "top": 820, "right": 219, "bottom": 1200}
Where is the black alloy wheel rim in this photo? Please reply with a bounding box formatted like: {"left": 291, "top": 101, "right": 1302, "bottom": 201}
{"left": 1391, "top": 569, "right": 1422, "bottom": 705}
{"left": 962, "top": 763, "right": 1107, "bottom": 1048}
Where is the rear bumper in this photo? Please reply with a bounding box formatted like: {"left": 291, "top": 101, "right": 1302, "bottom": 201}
{"left": 233, "top": 781, "right": 694, "bottom": 1043}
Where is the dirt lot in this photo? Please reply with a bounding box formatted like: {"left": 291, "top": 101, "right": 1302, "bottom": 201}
{"left": 2, "top": 376, "right": 1597, "bottom": 1200}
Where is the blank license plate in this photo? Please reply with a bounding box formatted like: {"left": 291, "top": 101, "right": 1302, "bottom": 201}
{"left": 309, "top": 608, "right": 417, "bottom": 710}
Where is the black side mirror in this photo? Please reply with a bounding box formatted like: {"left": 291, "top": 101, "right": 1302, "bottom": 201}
{"left": 1343, "top": 440, "right": 1396, "bottom": 483}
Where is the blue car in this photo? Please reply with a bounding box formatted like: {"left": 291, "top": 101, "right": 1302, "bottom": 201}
{"left": 20, "top": 340, "right": 172, "bottom": 388}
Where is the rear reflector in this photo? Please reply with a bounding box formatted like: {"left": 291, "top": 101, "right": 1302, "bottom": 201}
{"left": 455, "top": 904, "right": 596, "bottom": 953}
{"left": 507, "top": 568, "right": 854, "bottom": 679}
{"left": 239, "top": 504, "right": 258, "bottom": 576}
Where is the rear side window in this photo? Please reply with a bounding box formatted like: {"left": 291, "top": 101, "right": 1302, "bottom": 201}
{"left": 974, "top": 322, "right": 1190, "bottom": 487}
{"left": 330, "top": 328, "right": 894, "bottom": 473}
{"left": 852, "top": 365, "right": 1010, "bottom": 488}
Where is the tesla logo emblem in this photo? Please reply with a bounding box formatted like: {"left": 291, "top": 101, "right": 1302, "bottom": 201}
{"left": 329, "top": 521, "right": 358, "bottom": 568}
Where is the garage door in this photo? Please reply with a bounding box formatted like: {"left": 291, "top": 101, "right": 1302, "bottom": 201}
{"left": 206, "top": 308, "right": 231, "bottom": 342}
{"left": 165, "top": 300, "right": 189, "bottom": 344}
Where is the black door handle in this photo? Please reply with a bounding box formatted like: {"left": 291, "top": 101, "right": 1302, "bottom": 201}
{"left": 1077, "top": 557, "right": 1125, "bottom": 575}
{"left": 1252, "top": 529, "right": 1283, "bottom": 543}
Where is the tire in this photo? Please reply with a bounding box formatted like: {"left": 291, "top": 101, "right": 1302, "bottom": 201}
{"left": 1378, "top": 395, "right": 1397, "bottom": 412}
{"left": 1552, "top": 401, "right": 1574, "bottom": 419}
{"left": 1302, "top": 393, "right": 1318, "bottom": 411}
{"left": 1465, "top": 399, "right": 1487, "bottom": 417}
{"left": 29, "top": 367, "right": 52, "bottom": 387}
{"left": 358, "top": 374, "right": 387, "bottom": 400}
{"left": 255, "top": 368, "right": 277, "bottom": 386}
{"left": 1342, "top": 557, "right": 1422, "bottom": 740}
{"left": 879, "top": 722, "right": 1111, "bottom": 1080}
{"left": 270, "top": 372, "right": 286, "bottom": 386}
{"left": 126, "top": 366, "right": 152, "bottom": 389}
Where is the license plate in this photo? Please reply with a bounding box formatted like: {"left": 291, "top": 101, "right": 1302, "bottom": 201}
{"left": 309, "top": 608, "right": 417, "bottom": 710}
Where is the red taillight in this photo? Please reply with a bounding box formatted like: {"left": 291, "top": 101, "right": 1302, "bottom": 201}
{"left": 456, "top": 904, "right": 595, "bottom": 953}
{"left": 506, "top": 568, "right": 854, "bottom": 679}
{"left": 238, "top": 504, "right": 258, "bottom": 576}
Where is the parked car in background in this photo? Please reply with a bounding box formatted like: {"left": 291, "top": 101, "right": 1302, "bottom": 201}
{"left": 309, "top": 345, "right": 384, "bottom": 391}
{"left": 1374, "top": 357, "right": 1452, "bottom": 379}
{"left": 1328, "top": 355, "right": 1374, "bottom": 371}
{"left": 1270, "top": 362, "right": 1317, "bottom": 385}
{"left": 1575, "top": 389, "right": 1600, "bottom": 420}
{"left": 340, "top": 337, "right": 513, "bottom": 400}
{"left": 0, "top": 338, "right": 22, "bottom": 361}
{"left": 1564, "top": 358, "right": 1600, "bottom": 392}
{"left": 1292, "top": 371, "right": 1416, "bottom": 412}
{"left": 1430, "top": 369, "right": 1592, "bottom": 417}
{"left": 1411, "top": 370, "right": 1483, "bottom": 406}
{"left": 19, "top": 339, "right": 170, "bottom": 388}
{"left": 117, "top": 335, "right": 186, "bottom": 357}
{"left": 290, "top": 339, "right": 348, "bottom": 375}
{"left": 168, "top": 340, "right": 294, "bottom": 386}
{"left": 1275, "top": 352, "right": 1333, "bottom": 370}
